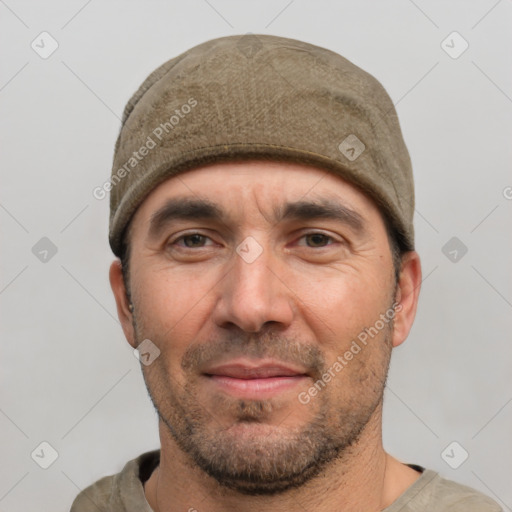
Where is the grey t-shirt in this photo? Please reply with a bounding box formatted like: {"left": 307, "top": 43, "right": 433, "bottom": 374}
{"left": 70, "top": 450, "right": 502, "bottom": 511}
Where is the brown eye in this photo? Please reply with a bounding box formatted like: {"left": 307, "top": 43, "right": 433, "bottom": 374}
{"left": 173, "top": 233, "right": 212, "bottom": 248}
{"left": 184, "top": 234, "right": 206, "bottom": 247}
{"left": 302, "top": 233, "right": 334, "bottom": 248}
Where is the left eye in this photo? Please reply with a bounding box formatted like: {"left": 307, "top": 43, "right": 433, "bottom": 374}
{"left": 298, "top": 233, "right": 335, "bottom": 248}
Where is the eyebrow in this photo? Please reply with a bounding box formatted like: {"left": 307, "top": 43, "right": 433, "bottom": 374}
{"left": 146, "top": 196, "right": 365, "bottom": 241}
{"left": 147, "top": 198, "right": 226, "bottom": 240}
{"left": 277, "top": 198, "right": 365, "bottom": 232}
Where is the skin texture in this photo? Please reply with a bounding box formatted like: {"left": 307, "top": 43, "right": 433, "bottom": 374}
{"left": 109, "top": 160, "right": 422, "bottom": 512}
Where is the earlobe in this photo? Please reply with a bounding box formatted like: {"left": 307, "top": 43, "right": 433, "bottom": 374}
{"left": 109, "top": 260, "right": 137, "bottom": 348}
{"left": 391, "top": 251, "right": 422, "bottom": 348}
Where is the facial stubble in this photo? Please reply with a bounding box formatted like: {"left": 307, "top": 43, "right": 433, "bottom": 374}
{"left": 132, "top": 311, "right": 394, "bottom": 496}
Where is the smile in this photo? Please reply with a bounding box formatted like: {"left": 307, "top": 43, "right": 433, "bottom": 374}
{"left": 202, "top": 360, "right": 310, "bottom": 399}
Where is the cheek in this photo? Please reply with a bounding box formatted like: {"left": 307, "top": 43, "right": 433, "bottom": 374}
{"left": 133, "top": 289, "right": 202, "bottom": 388}
{"left": 296, "top": 270, "right": 394, "bottom": 396}
{"left": 297, "top": 270, "right": 392, "bottom": 348}
{"left": 132, "top": 268, "right": 215, "bottom": 352}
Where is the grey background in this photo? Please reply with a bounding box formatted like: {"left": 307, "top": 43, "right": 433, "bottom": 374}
{"left": 1, "top": 0, "right": 511, "bottom": 510}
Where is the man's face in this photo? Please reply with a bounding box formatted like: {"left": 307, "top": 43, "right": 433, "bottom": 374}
{"left": 120, "top": 160, "right": 400, "bottom": 494}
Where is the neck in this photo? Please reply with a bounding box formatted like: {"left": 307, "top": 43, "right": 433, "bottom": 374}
{"left": 144, "top": 404, "right": 420, "bottom": 512}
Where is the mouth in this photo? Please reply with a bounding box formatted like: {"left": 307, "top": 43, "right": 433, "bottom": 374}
{"left": 202, "top": 359, "right": 310, "bottom": 398}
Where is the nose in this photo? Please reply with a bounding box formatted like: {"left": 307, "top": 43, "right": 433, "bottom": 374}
{"left": 211, "top": 239, "right": 294, "bottom": 333}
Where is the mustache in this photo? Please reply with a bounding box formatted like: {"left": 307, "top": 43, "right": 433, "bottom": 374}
{"left": 181, "top": 332, "right": 326, "bottom": 379}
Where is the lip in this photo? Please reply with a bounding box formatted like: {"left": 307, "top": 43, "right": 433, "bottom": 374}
{"left": 202, "top": 359, "right": 309, "bottom": 398}
{"left": 203, "top": 359, "right": 308, "bottom": 379}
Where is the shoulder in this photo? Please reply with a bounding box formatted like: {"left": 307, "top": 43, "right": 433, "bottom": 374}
{"left": 428, "top": 471, "right": 502, "bottom": 511}
{"left": 391, "top": 467, "right": 502, "bottom": 512}
{"left": 70, "top": 473, "right": 116, "bottom": 511}
{"left": 69, "top": 449, "right": 160, "bottom": 512}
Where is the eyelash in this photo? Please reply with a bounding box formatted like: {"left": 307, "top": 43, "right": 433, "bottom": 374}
{"left": 169, "top": 231, "right": 338, "bottom": 249}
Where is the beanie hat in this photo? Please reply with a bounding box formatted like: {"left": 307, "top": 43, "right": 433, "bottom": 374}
{"left": 108, "top": 33, "right": 414, "bottom": 257}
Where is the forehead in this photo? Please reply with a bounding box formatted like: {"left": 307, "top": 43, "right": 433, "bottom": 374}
{"left": 129, "top": 159, "right": 384, "bottom": 233}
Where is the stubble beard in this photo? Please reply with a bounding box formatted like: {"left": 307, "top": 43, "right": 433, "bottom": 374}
{"left": 133, "top": 317, "right": 393, "bottom": 496}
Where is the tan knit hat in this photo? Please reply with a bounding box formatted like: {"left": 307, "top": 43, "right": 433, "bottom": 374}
{"left": 108, "top": 33, "right": 414, "bottom": 257}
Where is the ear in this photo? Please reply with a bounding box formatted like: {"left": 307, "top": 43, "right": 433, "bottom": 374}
{"left": 391, "top": 251, "right": 422, "bottom": 348}
{"left": 109, "top": 259, "right": 136, "bottom": 348}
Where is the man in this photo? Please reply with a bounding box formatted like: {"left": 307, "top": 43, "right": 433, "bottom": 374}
{"left": 71, "top": 34, "right": 501, "bottom": 511}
